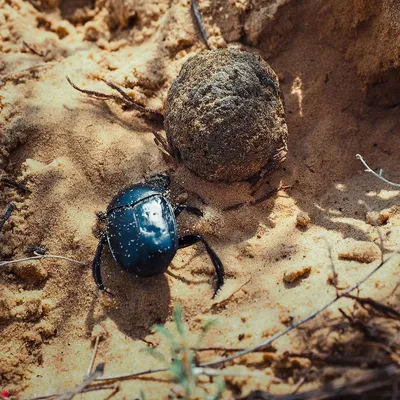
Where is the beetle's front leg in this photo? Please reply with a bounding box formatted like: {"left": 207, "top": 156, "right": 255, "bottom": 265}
{"left": 93, "top": 234, "right": 113, "bottom": 296}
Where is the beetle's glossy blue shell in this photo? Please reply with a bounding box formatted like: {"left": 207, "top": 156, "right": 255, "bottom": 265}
{"left": 107, "top": 183, "right": 161, "bottom": 213}
{"left": 106, "top": 193, "right": 178, "bottom": 276}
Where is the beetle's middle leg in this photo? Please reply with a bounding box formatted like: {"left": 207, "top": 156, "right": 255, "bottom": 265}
{"left": 223, "top": 185, "right": 291, "bottom": 211}
{"left": 174, "top": 204, "right": 203, "bottom": 218}
{"left": 92, "top": 234, "right": 113, "bottom": 296}
{"left": 178, "top": 234, "right": 224, "bottom": 298}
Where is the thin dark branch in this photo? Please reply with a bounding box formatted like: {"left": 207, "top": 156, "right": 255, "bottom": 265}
{"left": 1, "top": 177, "right": 30, "bottom": 193}
{"left": 0, "top": 64, "right": 53, "bottom": 86}
{"left": 0, "top": 203, "right": 16, "bottom": 232}
{"left": 28, "top": 364, "right": 106, "bottom": 400}
{"left": 338, "top": 308, "right": 375, "bottom": 341}
{"left": 57, "top": 363, "right": 104, "bottom": 400}
{"left": 151, "top": 130, "right": 174, "bottom": 159}
{"left": 25, "top": 384, "right": 116, "bottom": 400}
{"left": 103, "top": 385, "right": 120, "bottom": 400}
{"left": 344, "top": 293, "right": 400, "bottom": 320}
{"left": 23, "top": 41, "right": 45, "bottom": 57}
{"left": 67, "top": 76, "right": 127, "bottom": 102}
{"left": 251, "top": 185, "right": 292, "bottom": 206}
{"left": 323, "top": 236, "right": 338, "bottom": 290}
{"left": 87, "top": 336, "right": 101, "bottom": 376}
{"left": 194, "top": 346, "right": 275, "bottom": 353}
{"left": 101, "top": 79, "right": 162, "bottom": 117}
{"left": 66, "top": 76, "right": 163, "bottom": 119}
{"left": 191, "top": 0, "right": 210, "bottom": 48}
{"left": 94, "top": 368, "right": 169, "bottom": 383}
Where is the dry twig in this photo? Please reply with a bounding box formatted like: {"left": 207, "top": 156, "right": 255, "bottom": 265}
{"left": 87, "top": 336, "right": 101, "bottom": 376}
{"left": 0, "top": 203, "right": 15, "bottom": 232}
{"left": 322, "top": 236, "right": 338, "bottom": 289}
{"left": 25, "top": 384, "right": 117, "bottom": 400}
{"left": 57, "top": 363, "right": 105, "bottom": 400}
{"left": 191, "top": 0, "right": 210, "bottom": 48}
{"left": 66, "top": 76, "right": 163, "bottom": 119}
{"left": 0, "top": 254, "right": 86, "bottom": 267}
{"left": 194, "top": 346, "right": 275, "bottom": 353}
{"left": 338, "top": 308, "right": 376, "bottom": 341}
{"left": 1, "top": 177, "right": 29, "bottom": 193}
{"left": 23, "top": 41, "right": 45, "bottom": 57}
{"left": 344, "top": 293, "right": 400, "bottom": 320}
{"left": 0, "top": 64, "right": 53, "bottom": 86}
{"left": 356, "top": 154, "right": 400, "bottom": 188}
{"left": 26, "top": 364, "right": 112, "bottom": 400}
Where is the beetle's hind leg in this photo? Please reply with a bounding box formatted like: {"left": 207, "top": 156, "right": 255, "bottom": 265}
{"left": 93, "top": 234, "right": 113, "bottom": 296}
{"left": 178, "top": 234, "right": 224, "bottom": 298}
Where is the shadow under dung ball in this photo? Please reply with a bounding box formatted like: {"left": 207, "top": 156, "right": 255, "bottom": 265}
{"left": 164, "top": 49, "right": 288, "bottom": 183}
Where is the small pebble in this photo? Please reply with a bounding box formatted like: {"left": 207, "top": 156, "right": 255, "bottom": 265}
{"left": 296, "top": 211, "right": 311, "bottom": 227}
{"left": 338, "top": 240, "right": 380, "bottom": 263}
{"left": 283, "top": 265, "right": 311, "bottom": 283}
{"left": 366, "top": 207, "right": 395, "bottom": 226}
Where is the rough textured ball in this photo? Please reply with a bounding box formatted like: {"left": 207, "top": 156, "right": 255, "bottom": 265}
{"left": 164, "top": 49, "right": 288, "bottom": 182}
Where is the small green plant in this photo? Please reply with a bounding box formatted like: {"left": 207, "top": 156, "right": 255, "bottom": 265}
{"left": 145, "top": 304, "right": 225, "bottom": 400}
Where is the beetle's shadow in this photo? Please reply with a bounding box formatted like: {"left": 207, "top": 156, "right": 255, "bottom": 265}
{"left": 94, "top": 250, "right": 171, "bottom": 339}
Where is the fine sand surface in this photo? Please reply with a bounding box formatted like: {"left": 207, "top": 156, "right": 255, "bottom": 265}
{"left": 1, "top": 0, "right": 399, "bottom": 398}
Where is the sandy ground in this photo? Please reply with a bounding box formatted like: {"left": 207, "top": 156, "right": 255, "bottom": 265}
{"left": 0, "top": 0, "right": 399, "bottom": 398}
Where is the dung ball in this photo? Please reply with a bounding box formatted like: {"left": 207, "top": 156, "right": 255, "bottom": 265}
{"left": 164, "top": 49, "right": 288, "bottom": 182}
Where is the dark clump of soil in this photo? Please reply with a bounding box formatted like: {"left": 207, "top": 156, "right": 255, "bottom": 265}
{"left": 165, "top": 48, "right": 288, "bottom": 182}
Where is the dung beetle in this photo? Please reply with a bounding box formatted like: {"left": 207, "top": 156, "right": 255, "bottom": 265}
{"left": 93, "top": 174, "right": 224, "bottom": 297}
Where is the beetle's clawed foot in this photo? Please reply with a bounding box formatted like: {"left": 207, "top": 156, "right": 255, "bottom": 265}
{"left": 211, "top": 276, "right": 224, "bottom": 299}
{"left": 100, "top": 287, "right": 115, "bottom": 298}
{"left": 96, "top": 211, "right": 107, "bottom": 221}
{"left": 211, "top": 284, "right": 223, "bottom": 300}
{"left": 193, "top": 208, "right": 204, "bottom": 217}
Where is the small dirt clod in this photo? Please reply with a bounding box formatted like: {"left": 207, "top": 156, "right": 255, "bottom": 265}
{"left": 165, "top": 48, "right": 288, "bottom": 182}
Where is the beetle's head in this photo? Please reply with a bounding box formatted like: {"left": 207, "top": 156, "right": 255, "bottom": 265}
{"left": 145, "top": 172, "right": 171, "bottom": 192}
